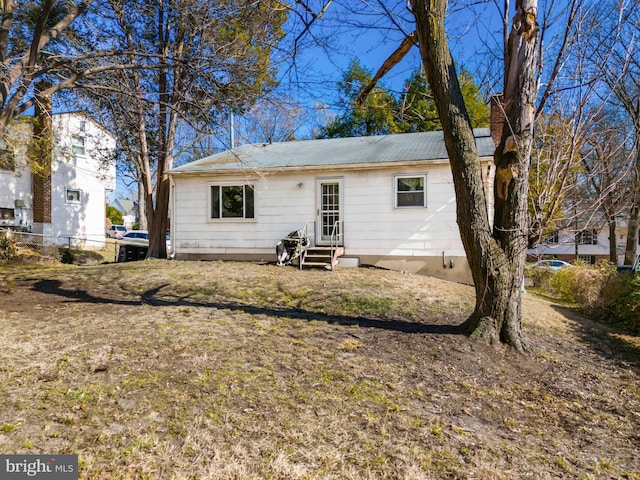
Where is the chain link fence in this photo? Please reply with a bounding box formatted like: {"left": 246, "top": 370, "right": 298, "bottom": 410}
{"left": 0, "top": 228, "right": 119, "bottom": 263}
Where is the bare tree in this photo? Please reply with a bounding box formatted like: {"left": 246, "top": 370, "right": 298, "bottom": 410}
{"left": 580, "top": 109, "right": 634, "bottom": 263}
{"left": 528, "top": 113, "right": 584, "bottom": 247}
{"left": 232, "top": 95, "right": 309, "bottom": 145}
{"left": 79, "top": 0, "right": 287, "bottom": 258}
{"left": 0, "top": 1, "right": 95, "bottom": 134}
{"left": 589, "top": 0, "right": 640, "bottom": 264}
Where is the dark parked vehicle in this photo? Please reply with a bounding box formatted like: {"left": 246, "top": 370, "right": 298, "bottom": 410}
{"left": 121, "top": 230, "right": 149, "bottom": 243}
{"left": 117, "top": 230, "right": 171, "bottom": 262}
{"left": 616, "top": 256, "right": 640, "bottom": 274}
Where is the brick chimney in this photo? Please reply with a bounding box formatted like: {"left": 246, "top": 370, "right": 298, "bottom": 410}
{"left": 32, "top": 82, "right": 52, "bottom": 223}
{"left": 490, "top": 94, "right": 505, "bottom": 148}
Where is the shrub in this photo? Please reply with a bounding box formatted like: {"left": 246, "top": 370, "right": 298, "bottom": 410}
{"left": 535, "top": 261, "right": 639, "bottom": 334}
{"left": 526, "top": 265, "right": 555, "bottom": 291}
{"left": 106, "top": 205, "right": 123, "bottom": 225}
{"left": 0, "top": 235, "right": 17, "bottom": 260}
{"left": 603, "top": 273, "right": 640, "bottom": 334}
{"left": 551, "top": 262, "right": 616, "bottom": 309}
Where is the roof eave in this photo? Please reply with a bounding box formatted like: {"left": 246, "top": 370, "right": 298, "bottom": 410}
{"left": 169, "top": 155, "right": 494, "bottom": 177}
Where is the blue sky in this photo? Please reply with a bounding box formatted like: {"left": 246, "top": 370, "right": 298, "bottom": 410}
{"left": 110, "top": 1, "right": 507, "bottom": 200}
{"left": 262, "top": 0, "right": 506, "bottom": 141}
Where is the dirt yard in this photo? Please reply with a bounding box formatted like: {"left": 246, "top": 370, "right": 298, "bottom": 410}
{"left": 0, "top": 260, "right": 638, "bottom": 479}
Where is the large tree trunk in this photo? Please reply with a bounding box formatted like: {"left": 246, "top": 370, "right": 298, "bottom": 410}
{"left": 624, "top": 197, "right": 639, "bottom": 265}
{"left": 412, "top": 0, "right": 538, "bottom": 351}
{"left": 137, "top": 177, "right": 147, "bottom": 231}
{"left": 608, "top": 216, "right": 618, "bottom": 264}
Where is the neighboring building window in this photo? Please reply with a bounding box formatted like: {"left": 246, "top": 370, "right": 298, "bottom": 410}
{"left": 578, "top": 255, "right": 595, "bottom": 265}
{"left": 71, "top": 135, "right": 85, "bottom": 155}
{"left": 0, "top": 149, "right": 15, "bottom": 171}
{"left": 577, "top": 229, "right": 598, "bottom": 245}
{"left": 210, "top": 185, "right": 255, "bottom": 219}
{"left": 66, "top": 188, "right": 81, "bottom": 203}
{"left": 0, "top": 207, "right": 14, "bottom": 220}
{"left": 545, "top": 231, "right": 559, "bottom": 244}
{"left": 395, "top": 174, "right": 427, "bottom": 208}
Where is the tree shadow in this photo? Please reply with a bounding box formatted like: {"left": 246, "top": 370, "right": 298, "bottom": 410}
{"left": 31, "top": 279, "right": 463, "bottom": 335}
{"left": 550, "top": 304, "right": 640, "bottom": 374}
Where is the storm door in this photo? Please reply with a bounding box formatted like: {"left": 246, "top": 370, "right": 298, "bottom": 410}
{"left": 316, "top": 179, "right": 343, "bottom": 245}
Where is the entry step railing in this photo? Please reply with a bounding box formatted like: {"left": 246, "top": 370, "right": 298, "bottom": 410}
{"left": 277, "top": 221, "right": 344, "bottom": 271}
{"left": 300, "top": 220, "right": 343, "bottom": 271}
{"left": 300, "top": 245, "right": 344, "bottom": 270}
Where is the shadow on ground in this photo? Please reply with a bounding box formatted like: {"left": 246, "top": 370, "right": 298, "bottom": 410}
{"left": 551, "top": 304, "right": 640, "bottom": 374}
{"left": 31, "top": 279, "right": 463, "bottom": 336}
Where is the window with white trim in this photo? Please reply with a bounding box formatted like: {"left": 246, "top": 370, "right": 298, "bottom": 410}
{"left": 578, "top": 255, "right": 595, "bottom": 264}
{"left": 66, "top": 188, "right": 81, "bottom": 203}
{"left": 395, "top": 174, "right": 427, "bottom": 208}
{"left": 210, "top": 184, "right": 255, "bottom": 219}
{"left": 577, "top": 229, "right": 598, "bottom": 245}
{"left": 71, "top": 135, "right": 85, "bottom": 155}
{"left": 545, "top": 230, "right": 559, "bottom": 244}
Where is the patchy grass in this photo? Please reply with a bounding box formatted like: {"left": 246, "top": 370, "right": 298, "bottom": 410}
{"left": 0, "top": 260, "right": 638, "bottom": 479}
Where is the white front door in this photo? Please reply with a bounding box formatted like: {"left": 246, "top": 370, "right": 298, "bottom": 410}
{"left": 317, "top": 178, "right": 343, "bottom": 245}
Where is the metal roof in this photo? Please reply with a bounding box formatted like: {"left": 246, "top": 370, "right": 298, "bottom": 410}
{"left": 169, "top": 128, "right": 496, "bottom": 174}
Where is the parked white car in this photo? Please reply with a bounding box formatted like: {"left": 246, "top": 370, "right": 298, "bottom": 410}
{"left": 107, "top": 225, "right": 127, "bottom": 239}
{"left": 530, "top": 259, "right": 574, "bottom": 271}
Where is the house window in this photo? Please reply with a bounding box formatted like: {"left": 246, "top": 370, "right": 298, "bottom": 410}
{"left": 395, "top": 174, "right": 427, "bottom": 208}
{"left": 71, "top": 135, "right": 85, "bottom": 155}
{"left": 545, "top": 230, "right": 559, "bottom": 244}
{"left": 0, "top": 149, "right": 15, "bottom": 171}
{"left": 66, "top": 188, "right": 81, "bottom": 203}
{"left": 577, "top": 229, "right": 598, "bottom": 245}
{"left": 0, "top": 207, "right": 14, "bottom": 220}
{"left": 210, "top": 184, "right": 255, "bottom": 219}
{"left": 578, "top": 255, "right": 595, "bottom": 265}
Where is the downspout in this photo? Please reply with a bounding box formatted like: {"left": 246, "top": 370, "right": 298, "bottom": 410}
{"left": 169, "top": 174, "right": 175, "bottom": 258}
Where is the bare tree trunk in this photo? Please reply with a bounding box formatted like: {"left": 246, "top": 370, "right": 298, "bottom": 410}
{"left": 608, "top": 215, "right": 618, "bottom": 264}
{"left": 137, "top": 178, "right": 147, "bottom": 231}
{"left": 624, "top": 194, "right": 639, "bottom": 264}
{"left": 412, "top": 0, "right": 538, "bottom": 351}
{"left": 624, "top": 148, "right": 640, "bottom": 264}
{"left": 145, "top": 1, "right": 181, "bottom": 259}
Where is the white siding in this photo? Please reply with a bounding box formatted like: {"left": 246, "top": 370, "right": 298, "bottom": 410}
{"left": 0, "top": 122, "right": 33, "bottom": 229}
{"left": 35, "top": 114, "right": 116, "bottom": 247}
{"left": 529, "top": 227, "right": 640, "bottom": 261}
{"left": 1, "top": 114, "right": 116, "bottom": 249}
{"left": 172, "top": 163, "right": 467, "bottom": 258}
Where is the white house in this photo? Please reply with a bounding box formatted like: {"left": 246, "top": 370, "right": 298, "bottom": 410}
{"left": 0, "top": 112, "right": 116, "bottom": 249}
{"left": 111, "top": 198, "right": 138, "bottom": 230}
{"left": 528, "top": 219, "right": 640, "bottom": 265}
{"left": 168, "top": 129, "right": 496, "bottom": 283}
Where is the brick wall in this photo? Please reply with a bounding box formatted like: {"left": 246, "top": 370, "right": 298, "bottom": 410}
{"left": 32, "top": 90, "right": 52, "bottom": 223}
{"left": 490, "top": 94, "right": 505, "bottom": 148}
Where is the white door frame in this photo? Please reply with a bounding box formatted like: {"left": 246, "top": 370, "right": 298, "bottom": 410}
{"left": 316, "top": 177, "right": 343, "bottom": 246}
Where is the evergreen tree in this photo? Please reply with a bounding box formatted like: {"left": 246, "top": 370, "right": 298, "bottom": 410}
{"left": 317, "top": 60, "right": 400, "bottom": 138}
{"left": 319, "top": 62, "right": 489, "bottom": 138}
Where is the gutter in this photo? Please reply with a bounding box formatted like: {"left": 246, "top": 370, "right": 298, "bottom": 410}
{"left": 168, "top": 156, "right": 494, "bottom": 178}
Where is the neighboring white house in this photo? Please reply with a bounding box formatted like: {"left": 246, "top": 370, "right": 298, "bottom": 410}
{"left": 168, "top": 129, "right": 496, "bottom": 284}
{"left": 528, "top": 220, "right": 640, "bottom": 265}
{"left": 111, "top": 198, "right": 138, "bottom": 230}
{"left": 0, "top": 112, "right": 116, "bottom": 249}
